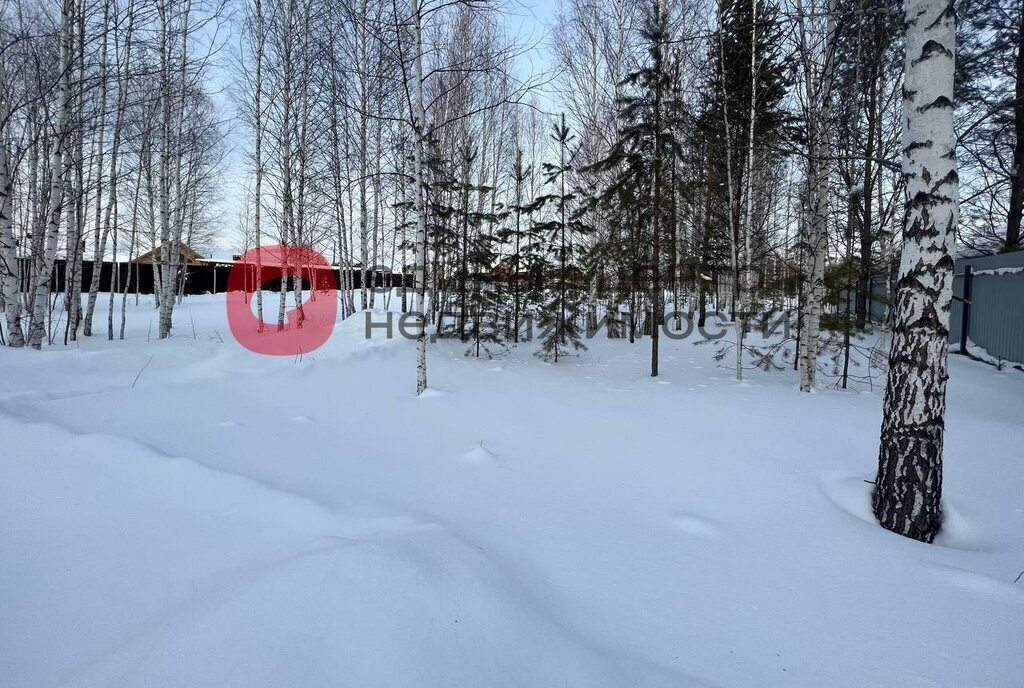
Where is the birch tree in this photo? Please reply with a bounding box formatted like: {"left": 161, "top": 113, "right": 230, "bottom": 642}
{"left": 873, "top": 0, "right": 958, "bottom": 543}
{"left": 0, "top": 137, "right": 23, "bottom": 347}
{"left": 252, "top": 0, "right": 266, "bottom": 329}
{"left": 389, "top": 0, "right": 528, "bottom": 393}
{"left": 795, "top": 0, "right": 837, "bottom": 392}
{"left": 735, "top": 0, "right": 758, "bottom": 381}
{"left": 81, "top": 0, "right": 113, "bottom": 338}
{"left": 27, "top": 0, "right": 73, "bottom": 350}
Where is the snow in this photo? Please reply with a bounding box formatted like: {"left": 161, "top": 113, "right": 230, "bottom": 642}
{"left": 973, "top": 266, "right": 1024, "bottom": 276}
{"left": 951, "top": 337, "right": 1024, "bottom": 369}
{"left": 2, "top": 293, "right": 1022, "bottom": 688}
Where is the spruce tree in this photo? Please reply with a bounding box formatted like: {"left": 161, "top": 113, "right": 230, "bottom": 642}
{"left": 589, "top": 0, "right": 686, "bottom": 376}
{"left": 420, "top": 136, "right": 459, "bottom": 337}
{"left": 533, "top": 116, "right": 590, "bottom": 362}
{"left": 464, "top": 214, "right": 505, "bottom": 358}
{"left": 457, "top": 148, "right": 505, "bottom": 358}
{"left": 497, "top": 149, "right": 540, "bottom": 343}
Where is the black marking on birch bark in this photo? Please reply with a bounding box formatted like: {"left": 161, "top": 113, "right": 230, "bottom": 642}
{"left": 908, "top": 190, "right": 935, "bottom": 209}
{"left": 915, "top": 39, "right": 953, "bottom": 64}
{"left": 923, "top": 188, "right": 955, "bottom": 202}
{"left": 919, "top": 95, "right": 953, "bottom": 112}
{"left": 904, "top": 140, "right": 933, "bottom": 155}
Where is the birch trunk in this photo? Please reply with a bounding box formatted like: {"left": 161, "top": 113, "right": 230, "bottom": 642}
{"left": 370, "top": 100, "right": 383, "bottom": 310}
{"left": 735, "top": 0, "right": 758, "bottom": 382}
{"left": 358, "top": 0, "right": 370, "bottom": 310}
{"left": 121, "top": 160, "right": 143, "bottom": 339}
{"left": 107, "top": 0, "right": 135, "bottom": 339}
{"left": 107, "top": 189, "right": 118, "bottom": 339}
{"left": 158, "top": 0, "right": 192, "bottom": 337}
{"left": 83, "top": 0, "right": 112, "bottom": 336}
{"left": 797, "top": 0, "right": 836, "bottom": 392}
{"left": 650, "top": 0, "right": 665, "bottom": 377}
{"left": 398, "top": 96, "right": 410, "bottom": 314}
{"left": 156, "top": 0, "right": 173, "bottom": 336}
{"left": 28, "top": 0, "right": 73, "bottom": 349}
{"left": 873, "top": 0, "right": 958, "bottom": 543}
{"left": 142, "top": 128, "right": 161, "bottom": 308}
{"left": 291, "top": 0, "right": 311, "bottom": 323}
{"left": 278, "top": 0, "right": 295, "bottom": 330}
{"left": 716, "top": 2, "right": 740, "bottom": 340}
{"left": 412, "top": 0, "right": 428, "bottom": 394}
{"left": 327, "top": 59, "right": 352, "bottom": 320}
{"left": 253, "top": 0, "right": 265, "bottom": 330}
{"left": 66, "top": 6, "right": 86, "bottom": 342}
{"left": 0, "top": 142, "right": 25, "bottom": 346}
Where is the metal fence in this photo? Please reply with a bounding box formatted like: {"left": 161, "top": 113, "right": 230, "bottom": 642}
{"left": 950, "top": 251, "right": 1024, "bottom": 365}
{"left": 835, "top": 251, "right": 1023, "bottom": 365}
{"left": 838, "top": 275, "right": 890, "bottom": 322}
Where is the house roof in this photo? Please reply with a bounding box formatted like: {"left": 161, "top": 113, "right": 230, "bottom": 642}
{"left": 134, "top": 243, "right": 204, "bottom": 265}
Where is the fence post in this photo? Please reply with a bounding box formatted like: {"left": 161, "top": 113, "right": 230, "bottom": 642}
{"left": 959, "top": 264, "right": 972, "bottom": 355}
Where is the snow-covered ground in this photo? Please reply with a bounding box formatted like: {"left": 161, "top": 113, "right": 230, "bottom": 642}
{"left": 2, "top": 293, "right": 1022, "bottom": 688}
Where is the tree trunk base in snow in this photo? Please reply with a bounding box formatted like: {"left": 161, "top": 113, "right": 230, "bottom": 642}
{"left": 873, "top": 426, "right": 943, "bottom": 543}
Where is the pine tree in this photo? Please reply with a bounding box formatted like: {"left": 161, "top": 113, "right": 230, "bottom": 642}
{"left": 455, "top": 144, "right": 506, "bottom": 357}
{"left": 497, "top": 149, "right": 540, "bottom": 343}
{"left": 456, "top": 144, "right": 478, "bottom": 342}
{"left": 464, "top": 212, "right": 505, "bottom": 358}
{"left": 588, "top": 0, "right": 686, "bottom": 375}
{"left": 533, "top": 116, "right": 590, "bottom": 362}
{"left": 588, "top": 182, "right": 643, "bottom": 341}
{"left": 419, "top": 136, "right": 459, "bottom": 337}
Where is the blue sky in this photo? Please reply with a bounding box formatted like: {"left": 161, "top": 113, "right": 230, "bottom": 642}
{"left": 209, "top": 0, "right": 563, "bottom": 258}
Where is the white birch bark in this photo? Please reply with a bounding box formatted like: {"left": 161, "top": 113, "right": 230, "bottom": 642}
{"left": 277, "top": 0, "right": 295, "bottom": 331}
{"left": 326, "top": 42, "right": 352, "bottom": 320}
{"left": 797, "top": 0, "right": 836, "bottom": 392}
{"left": 66, "top": 7, "right": 86, "bottom": 342}
{"left": 291, "top": 0, "right": 311, "bottom": 322}
{"left": 27, "top": 0, "right": 73, "bottom": 350}
{"left": 735, "top": 0, "right": 758, "bottom": 382}
{"left": 156, "top": 0, "right": 173, "bottom": 335}
{"left": 83, "top": 0, "right": 112, "bottom": 337}
{"left": 108, "top": 0, "right": 135, "bottom": 340}
{"left": 370, "top": 103, "right": 383, "bottom": 310}
{"left": 0, "top": 141, "right": 25, "bottom": 346}
{"left": 873, "top": 0, "right": 958, "bottom": 543}
{"left": 412, "top": 0, "right": 428, "bottom": 394}
{"left": 157, "top": 0, "right": 192, "bottom": 337}
{"left": 253, "top": 0, "right": 265, "bottom": 330}
{"left": 171, "top": 2, "right": 195, "bottom": 311}
{"left": 715, "top": 4, "right": 740, "bottom": 345}
{"left": 121, "top": 160, "right": 143, "bottom": 339}
{"left": 358, "top": 0, "right": 370, "bottom": 310}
